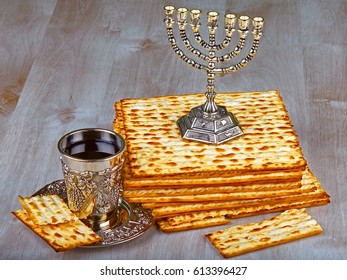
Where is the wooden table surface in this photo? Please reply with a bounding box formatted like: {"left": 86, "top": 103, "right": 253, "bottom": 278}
{"left": 1, "top": 0, "right": 346, "bottom": 260}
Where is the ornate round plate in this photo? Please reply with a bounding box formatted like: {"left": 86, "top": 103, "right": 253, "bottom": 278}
{"left": 33, "top": 180, "right": 155, "bottom": 247}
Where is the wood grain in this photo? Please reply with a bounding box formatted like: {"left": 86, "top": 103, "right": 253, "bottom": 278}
{"left": 0, "top": 0, "right": 346, "bottom": 259}
{"left": 0, "top": 0, "right": 57, "bottom": 117}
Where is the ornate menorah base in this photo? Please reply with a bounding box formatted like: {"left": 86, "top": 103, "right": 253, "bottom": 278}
{"left": 177, "top": 105, "right": 243, "bottom": 144}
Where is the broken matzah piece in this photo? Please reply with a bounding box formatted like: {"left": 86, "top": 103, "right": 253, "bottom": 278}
{"left": 18, "top": 194, "right": 78, "bottom": 225}
{"left": 205, "top": 208, "right": 322, "bottom": 258}
{"left": 12, "top": 209, "right": 101, "bottom": 252}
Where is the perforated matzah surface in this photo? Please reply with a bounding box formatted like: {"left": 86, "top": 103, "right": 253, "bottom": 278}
{"left": 119, "top": 91, "right": 306, "bottom": 178}
{"left": 205, "top": 208, "right": 323, "bottom": 258}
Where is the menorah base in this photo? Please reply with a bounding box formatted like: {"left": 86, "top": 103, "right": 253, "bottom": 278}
{"left": 177, "top": 105, "right": 243, "bottom": 144}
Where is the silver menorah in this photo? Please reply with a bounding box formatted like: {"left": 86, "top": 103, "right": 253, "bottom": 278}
{"left": 164, "top": 6, "right": 264, "bottom": 144}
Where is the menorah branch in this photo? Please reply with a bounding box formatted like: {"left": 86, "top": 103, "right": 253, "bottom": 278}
{"left": 214, "top": 18, "right": 263, "bottom": 74}
{"left": 214, "top": 32, "right": 247, "bottom": 63}
{"left": 165, "top": 26, "right": 208, "bottom": 72}
{"left": 179, "top": 29, "right": 209, "bottom": 62}
{"left": 214, "top": 13, "right": 237, "bottom": 51}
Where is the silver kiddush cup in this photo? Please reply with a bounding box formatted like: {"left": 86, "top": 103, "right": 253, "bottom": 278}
{"left": 57, "top": 128, "right": 126, "bottom": 231}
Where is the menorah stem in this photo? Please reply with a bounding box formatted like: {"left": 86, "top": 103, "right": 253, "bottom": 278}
{"left": 203, "top": 45, "right": 218, "bottom": 113}
{"left": 204, "top": 71, "right": 218, "bottom": 113}
{"left": 202, "top": 11, "right": 219, "bottom": 113}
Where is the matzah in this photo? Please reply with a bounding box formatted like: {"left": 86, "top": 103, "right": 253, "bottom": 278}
{"left": 165, "top": 197, "right": 329, "bottom": 227}
{"left": 124, "top": 181, "right": 301, "bottom": 198}
{"left": 18, "top": 194, "right": 78, "bottom": 225}
{"left": 150, "top": 189, "right": 328, "bottom": 219}
{"left": 123, "top": 167, "right": 303, "bottom": 189}
{"left": 124, "top": 183, "right": 308, "bottom": 204}
{"left": 147, "top": 168, "right": 329, "bottom": 218}
{"left": 12, "top": 209, "right": 101, "bottom": 252}
{"left": 158, "top": 216, "right": 230, "bottom": 232}
{"left": 205, "top": 208, "right": 323, "bottom": 258}
{"left": 114, "top": 101, "right": 303, "bottom": 190}
{"left": 120, "top": 91, "right": 306, "bottom": 178}
{"left": 114, "top": 90, "right": 330, "bottom": 232}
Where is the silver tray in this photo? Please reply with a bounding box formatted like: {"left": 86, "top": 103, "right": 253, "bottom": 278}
{"left": 33, "top": 180, "right": 155, "bottom": 247}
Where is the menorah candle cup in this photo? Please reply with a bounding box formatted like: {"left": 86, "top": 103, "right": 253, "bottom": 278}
{"left": 238, "top": 15, "right": 250, "bottom": 31}
{"left": 207, "top": 11, "right": 219, "bottom": 29}
{"left": 177, "top": 7, "right": 188, "bottom": 22}
{"left": 225, "top": 13, "right": 237, "bottom": 30}
{"left": 164, "top": 5, "right": 175, "bottom": 27}
{"left": 164, "top": 5, "right": 175, "bottom": 16}
{"left": 253, "top": 16, "right": 264, "bottom": 30}
{"left": 190, "top": 9, "right": 202, "bottom": 28}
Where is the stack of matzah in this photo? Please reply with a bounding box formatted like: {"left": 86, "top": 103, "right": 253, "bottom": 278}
{"left": 113, "top": 90, "right": 330, "bottom": 232}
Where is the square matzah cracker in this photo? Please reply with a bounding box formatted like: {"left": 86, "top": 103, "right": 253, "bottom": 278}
{"left": 205, "top": 208, "right": 322, "bottom": 258}
{"left": 120, "top": 90, "right": 306, "bottom": 178}
{"left": 18, "top": 194, "right": 78, "bottom": 225}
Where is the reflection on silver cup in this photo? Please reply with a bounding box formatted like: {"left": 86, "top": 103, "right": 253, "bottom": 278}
{"left": 57, "top": 128, "right": 126, "bottom": 231}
